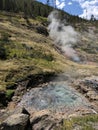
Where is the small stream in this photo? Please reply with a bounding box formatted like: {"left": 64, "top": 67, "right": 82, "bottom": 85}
{"left": 18, "top": 82, "right": 90, "bottom": 112}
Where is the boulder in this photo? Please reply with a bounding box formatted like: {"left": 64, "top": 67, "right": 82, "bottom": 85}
{"left": 0, "top": 113, "right": 31, "bottom": 130}
{"left": 13, "top": 107, "right": 30, "bottom": 116}
{"left": 30, "top": 110, "right": 61, "bottom": 130}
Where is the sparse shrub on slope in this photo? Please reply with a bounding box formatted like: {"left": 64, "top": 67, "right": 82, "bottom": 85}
{"left": 36, "top": 26, "right": 49, "bottom": 36}
{"left": 0, "top": 44, "right": 7, "bottom": 59}
{"left": 0, "top": 36, "right": 54, "bottom": 61}
{"left": 1, "top": 32, "right": 11, "bottom": 42}
{"left": 0, "top": 32, "right": 11, "bottom": 59}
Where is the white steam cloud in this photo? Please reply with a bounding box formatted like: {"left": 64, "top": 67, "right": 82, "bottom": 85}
{"left": 48, "top": 10, "right": 80, "bottom": 62}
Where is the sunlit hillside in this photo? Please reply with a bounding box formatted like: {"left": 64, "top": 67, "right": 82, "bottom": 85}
{"left": 0, "top": 1, "right": 98, "bottom": 130}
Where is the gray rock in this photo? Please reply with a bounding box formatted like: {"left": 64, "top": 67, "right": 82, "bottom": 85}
{"left": 0, "top": 113, "right": 31, "bottom": 130}
{"left": 13, "top": 107, "right": 30, "bottom": 116}
{"left": 30, "top": 112, "right": 61, "bottom": 130}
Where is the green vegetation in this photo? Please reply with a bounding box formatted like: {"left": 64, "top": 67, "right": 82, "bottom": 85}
{"left": 0, "top": 32, "right": 10, "bottom": 59}
{"left": 0, "top": 0, "right": 53, "bottom": 18}
{"left": 6, "top": 89, "right": 14, "bottom": 101}
{"left": 36, "top": 16, "right": 47, "bottom": 25}
{"left": 0, "top": 40, "right": 54, "bottom": 61}
{"left": 62, "top": 114, "right": 98, "bottom": 130}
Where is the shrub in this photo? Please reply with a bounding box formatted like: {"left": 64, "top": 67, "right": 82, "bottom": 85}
{"left": 6, "top": 90, "right": 14, "bottom": 101}
{"left": 36, "top": 25, "right": 49, "bottom": 36}
{"left": 1, "top": 32, "right": 11, "bottom": 42}
{"left": 0, "top": 43, "right": 7, "bottom": 59}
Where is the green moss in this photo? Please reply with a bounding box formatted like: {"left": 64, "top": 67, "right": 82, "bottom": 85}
{"left": 6, "top": 89, "right": 14, "bottom": 101}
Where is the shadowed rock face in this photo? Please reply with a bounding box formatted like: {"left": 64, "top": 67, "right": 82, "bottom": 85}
{"left": 0, "top": 91, "right": 7, "bottom": 107}
{"left": 0, "top": 113, "right": 31, "bottom": 130}
{"left": 18, "top": 82, "right": 90, "bottom": 112}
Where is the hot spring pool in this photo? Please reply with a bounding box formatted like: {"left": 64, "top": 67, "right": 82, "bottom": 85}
{"left": 18, "top": 82, "right": 89, "bottom": 112}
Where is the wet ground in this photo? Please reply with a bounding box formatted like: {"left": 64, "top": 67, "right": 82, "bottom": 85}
{"left": 18, "top": 82, "right": 91, "bottom": 113}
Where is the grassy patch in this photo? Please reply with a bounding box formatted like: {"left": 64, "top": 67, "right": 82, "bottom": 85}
{"left": 0, "top": 38, "right": 66, "bottom": 91}
{"left": 62, "top": 114, "right": 98, "bottom": 130}
{"left": 36, "top": 16, "right": 47, "bottom": 24}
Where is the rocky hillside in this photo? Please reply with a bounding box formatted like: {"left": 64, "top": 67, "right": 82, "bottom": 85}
{"left": 0, "top": 6, "right": 98, "bottom": 130}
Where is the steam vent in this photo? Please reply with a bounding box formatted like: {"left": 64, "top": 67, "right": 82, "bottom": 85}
{"left": 18, "top": 82, "right": 90, "bottom": 113}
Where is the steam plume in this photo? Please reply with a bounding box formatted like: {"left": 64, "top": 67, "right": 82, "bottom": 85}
{"left": 48, "top": 10, "right": 80, "bottom": 62}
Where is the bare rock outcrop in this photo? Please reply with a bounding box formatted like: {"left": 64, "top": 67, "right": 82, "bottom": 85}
{"left": 0, "top": 107, "right": 31, "bottom": 130}
{"left": 72, "top": 76, "right": 98, "bottom": 113}
{"left": 0, "top": 113, "right": 31, "bottom": 130}
{"left": 74, "top": 76, "right": 98, "bottom": 101}
{"left": 30, "top": 110, "right": 62, "bottom": 130}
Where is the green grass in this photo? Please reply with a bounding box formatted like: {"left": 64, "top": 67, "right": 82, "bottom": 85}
{"left": 62, "top": 114, "right": 98, "bottom": 130}
{"left": 36, "top": 16, "right": 47, "bottom": 24}
{"left": 0, "top": 35, "right": 65, "bottom": 91}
